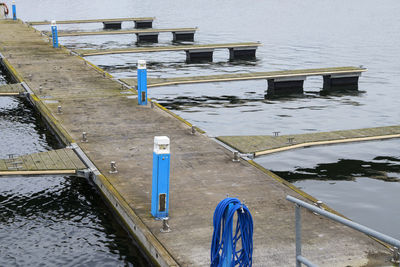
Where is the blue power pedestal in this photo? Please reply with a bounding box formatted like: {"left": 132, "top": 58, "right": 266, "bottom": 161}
{"left": 137, "top": 60, "right": 147, "bottom": 106}
{"left": 51, "top": 20, "right": 58, "bottom": 48}
{"left": 12, "top": 0, "right": 16, "bottom": 20}
{"left": 151, "top": 136, "right": 170, "bottom": 219}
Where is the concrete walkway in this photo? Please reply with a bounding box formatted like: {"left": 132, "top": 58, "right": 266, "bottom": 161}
{"left": 0, "top": 20, "right": 392, "bottom": 266}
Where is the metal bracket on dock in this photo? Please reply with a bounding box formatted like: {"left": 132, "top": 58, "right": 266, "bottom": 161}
{"left": 212, "top": 138, "right": 255, "bottom": 160}
{"left": 70, "top": 143, "right": 100, "bottom": 176}
{"left": 20, "top": 82, "right": 34, "bottom": 95}
{"left": 113, "top": 78, "right": 135, "bottom": 90}
{"left": 76, "top": 168, "right": 92, "bottom": 179}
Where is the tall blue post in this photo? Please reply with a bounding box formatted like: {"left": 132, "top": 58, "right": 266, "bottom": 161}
{"left": 12, "top": 0, "right": 16, "bottom": 20}
{"left": 51, "top": 20, "right": 58, "bottom": 48}
{"left": 137, "top": 59, "right": 147, "bottom": 106}
{"left": 151, "top": 136, "right": 171, "bottom": 219}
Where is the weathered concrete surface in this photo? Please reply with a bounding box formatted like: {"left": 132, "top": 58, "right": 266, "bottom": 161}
{"left": 0, "top": 20, "right": 392, "bottom": 266}
{"left": 217, "top": 126, "right": 400, "bottom": 156}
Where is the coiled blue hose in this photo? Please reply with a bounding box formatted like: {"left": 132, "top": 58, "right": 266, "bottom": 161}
{"left": 211, "top": 198, "right": 253, "bottom": 267}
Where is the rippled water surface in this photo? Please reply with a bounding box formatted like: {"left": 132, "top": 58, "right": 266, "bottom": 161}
{"left": 0, "top": 176, "right": 152, "bottom": 266}
{"left": 4, "top": 0, "right": 400, "bottom": 261}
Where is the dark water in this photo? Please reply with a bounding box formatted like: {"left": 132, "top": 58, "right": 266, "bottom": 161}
{"left": 255, "top": 140, "right": 400, "bottom": 239}
{"left": 0, "top": 176, "right": 152, "bottom": 266}
{"left": 8, "top": 0, "right": 400, "bottom": 257}
{"left": 0, "top": 81, "right": 152, "bottom": 265}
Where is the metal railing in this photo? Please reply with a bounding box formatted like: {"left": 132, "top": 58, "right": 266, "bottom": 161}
{"left": 286, "top": 195, "right": 400, "bottom": 267}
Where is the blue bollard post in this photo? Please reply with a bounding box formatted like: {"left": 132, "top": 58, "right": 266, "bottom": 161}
{"left": 151, "top": 136, "right": 171, "bottom": 219}
{"left": 12, "top": 0, "right": 16, "bottom": 20}
{"left": 137, "top": 59, "right": 147, "bottom": 106}
{"left": 51, "top": 20, "right": 58, "bottom": 48}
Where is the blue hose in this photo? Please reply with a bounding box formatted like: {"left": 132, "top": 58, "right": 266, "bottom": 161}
{"left": 211, "top": 198, "right": 253, "bottom": 267}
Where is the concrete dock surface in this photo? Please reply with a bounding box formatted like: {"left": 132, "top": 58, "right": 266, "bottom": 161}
{"left": 0, "top": 20, "right": 392, "bottom": 266}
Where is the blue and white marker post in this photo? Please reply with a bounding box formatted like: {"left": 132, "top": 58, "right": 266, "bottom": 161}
{"left": 12, "top": 0, "right": 16, "bottom": 20}
{"left": 51, "top": 20, "right": 59, "bottom": 48}
{"left": 151, "top": 136, "right": 171, "bottom": 219}
{"left": 137, "top": 59, "right": 147, "bottom": 106}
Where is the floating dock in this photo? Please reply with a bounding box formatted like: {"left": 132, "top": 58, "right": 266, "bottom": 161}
{"left": 76, "top": 42, "right": 261, "bottom": 62}
{"left": 0, "top": 20, "right": 392, "bottom": 266}
{"left": 0, "top": 83, "right": 24, "bottom": 96}
{"left": 0, "top": 148, "right": 86, "bottom": 176}
{"left": 28, "top": 17, "right": 155, "bottom": 29}
{"left": 217, "top": 125, "right": 400, "bottom": 157}
{"left": 46, "top": 28, "right": 198, "bottom": 42}
{"left": 121, "top": 66, "right": 366, "bottom": 93}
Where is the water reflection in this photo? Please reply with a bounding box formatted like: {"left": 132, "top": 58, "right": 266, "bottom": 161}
{"left": 0, "top": 97, "right": 62, "bottom": 156}
{"left": 255, "top": 140, "right": 400, "bottom": 238}
{"left": 0, "top": 176, "right": 153, "bottom": 266}
{"left": 272, "top": 157, "right": 400, "bottom": 182}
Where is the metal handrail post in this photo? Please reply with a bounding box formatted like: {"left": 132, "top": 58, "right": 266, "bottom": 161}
{"left": 297, "top": 255, "right": 318, "bottom": 267}
{"left": 295, "top": 204, "right": 302, "bottom": 267}
{"left": 287, "top": 195, "right": 400, "bottom": 267}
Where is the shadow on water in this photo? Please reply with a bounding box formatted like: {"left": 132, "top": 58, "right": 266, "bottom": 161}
{"left": 99, "top": 58, "right": 259, "bottom": 73}
{"left": 156, "top": 92, "right": 360, "bottom": 111}
{"left": 272, "top": 156, "right": 400, "bottom": 183}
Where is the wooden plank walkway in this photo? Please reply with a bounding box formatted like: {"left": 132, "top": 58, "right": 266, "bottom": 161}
{"left": 0, "top": 83, "right": 24, "bottom": 96}
{"left": 0, "top": 148, "right": 86, "bottom": 176}
{"left": 0, "top": 20, "right": 391, "bottom": 266}
{"left": 45, "top": 28, "right": 197, "bottom": 37}
{"left": 76, "top": 42, "right": 262, "bottom": 56}
{"left": 121, "top": 66, "right": 367, "bottom": 88}
{"left": 217, "top": 125, "right": 400, "bottom": 156}
{"left": 27, "top": 17, "right": 155, "bottom": 25}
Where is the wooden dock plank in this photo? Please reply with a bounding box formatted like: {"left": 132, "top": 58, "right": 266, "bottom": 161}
{"left": 64, "top": 148, "right": 86, "bottom": 170}
{"left": 0, "top": 170, "right": 77, "bottom": 176}
{"left": 46, "top": 150, "right": 68, "bottom": 169}
{"left": 217, "top": 125, "right": 400, "bottom": 156}
{"left": 46, "top": 28, "right": 197, "bottom": 37}
{"left": 76, "top": 42, "right": 262, "bottom": 56}
{"left": 0, "top": 83, "right": 24, "bottom": 95}
{"left": 38, "top": 150, "right": 58, "bottom": 170}
{"left": 0, "top": 159, "right": 7, "bottom": 171}
{"left": 121, "top": 66, "right": 367, "bottom": 88}
{"left": 28, "top": 17, "right": 155, "bottom": 25}
{"left": 0, "top": 149, "right": 83, "bottom": 175}
{"left": 30, "top": 152, "right": 50, "bottom": 170}
{"left": 21, "top": 155, "right": 38, "bottom": 170}
{"left": 55, "top": 148, "right": 77, "bottom": 170}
